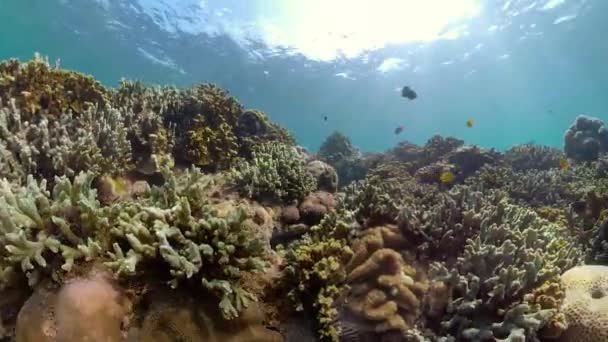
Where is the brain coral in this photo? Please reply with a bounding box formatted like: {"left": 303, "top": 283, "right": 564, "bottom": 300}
{"left": 558, "top": 265, "right": 608, "bottom": 342}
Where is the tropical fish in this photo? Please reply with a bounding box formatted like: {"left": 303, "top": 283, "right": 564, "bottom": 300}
{"left": 466, "top": 119, "right": 475, "bottom": 128}
{"left": 439, "top": 171, "right": 455, "bottom": 184}
{"left": 394, "top": 126, "right": 405, "bottom": 135}
{"left": 559, "top": 158, "right": 569, "bottom": 170}
{"left": 401, "top": 86, "right": 417, "bottom": 100}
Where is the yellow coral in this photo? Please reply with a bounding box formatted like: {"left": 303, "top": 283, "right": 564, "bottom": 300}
{"left": 558, "top": 265, "right": 608, "bottom": 342}
{"left": 340, "top": 225, "right": 428, "bottom": 338}
{"left": 0, "top": 55, "right": 108, "bottom": 121}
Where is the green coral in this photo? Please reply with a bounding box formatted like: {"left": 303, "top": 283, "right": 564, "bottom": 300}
{"left": 430, "top": 198, "right": 583, "bottom": 340}
{"left": 105, "top": 167, "right": 266, "bottom": 319}
{"left": 0, "top": 172, "right": 105, "bottom": 288}
{"left": 0, "top": 54, "right": 108, "bottom": 122}
{"left": 284, "top": 209, "right": 357, "bottom": 341}
{"left": 231, "top": 142, "right": 316, "bottom": 203}
{"left": 163, "top": 83, "right": 243, "bottom": 170}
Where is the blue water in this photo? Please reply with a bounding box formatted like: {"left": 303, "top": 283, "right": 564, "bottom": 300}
{"left": 2, "top": 0, "right": 606, "bottom": 152}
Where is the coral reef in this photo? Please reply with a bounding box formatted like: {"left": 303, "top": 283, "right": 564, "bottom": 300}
{"left": 564, "top": 115, "right": 608, "bottom": 162}
{"left": 505, "top": 144, "right": 565, "bottom": 171}
{"left": 231, "top": 142, "right": 316, "bottom": 203}
{"left": 106, "top": 167, "right": 267, "bottom": 320}
{"left": 3, "top": 55, "right": 607, "bottom": 342}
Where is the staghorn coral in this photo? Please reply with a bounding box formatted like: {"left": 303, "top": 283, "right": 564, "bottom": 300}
{"left": 0, "top": 98, "right": 132, "bottom": 183}
{"left": 0, "top": 172, "right": 105, "bottom": 288}
{"left": 112, "top": 80, "right": 176, "bottom": 175}
{"left": 337, "top": 225, "right": 428, "bottom": 340}
{"left": 230, "top": 142, "right": 316, "bottom": 203}
{"left": 504, "top": 144, "right": 565, "bottom": 171}
{"left": 430, "top": 198, "right": 583, "bottom": 341}
{"left": 0, "top": 54, "right": 108, "bottom": 122}
{"left": 105, "top": 167, "right": 267, "bottom": 320}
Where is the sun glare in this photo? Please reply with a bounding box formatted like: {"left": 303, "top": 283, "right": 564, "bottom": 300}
{"left": 257, "top": 0, "right": 481, "bottom": 60}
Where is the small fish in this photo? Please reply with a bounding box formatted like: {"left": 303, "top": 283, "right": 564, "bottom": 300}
{"left": 440, "top": 171, "right": 455, "bottom": 184}
{"left": 466, "top": 119, "right": 475, "bottom": 128}
{"left": 401, "top": 86, "right": 417, "bottom": 100}
{"left": 559, "top": 158, "right": 569, "bottom": 170}
{"left": 323, "top": 115, "right": 328, "bottom": 121}
{"left": 394, "top": 125, "right": 405, "bottom": 135}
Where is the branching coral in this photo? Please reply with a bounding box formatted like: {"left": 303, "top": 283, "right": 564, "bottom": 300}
{"left": 230, "top": 142, "right": 316, "bottom": 203}
{"left": 430, "top": 198, "right": 583, "bottom": 340}
{"left": 504, "top": 144, "right": 565, "bottom": 171}
{"left": 105, "top": 167, "right": 267, "bottom": 320}
{"left": 162, "top": 83, "right": 243, "bottom": 170}
{"left": 112, "top": 80, "right": 176, "bottom": 175}
{"left": 0, "top": 98, "right": 132, "bottom": 183}
{"left": 284, "top": 209, "right": 358, "bottom": 341}
{"left": 0, "top": 54, "right": 108, "bottom": 122}
{"left": 0, "top": 172, "right": 105, "bottom": 288}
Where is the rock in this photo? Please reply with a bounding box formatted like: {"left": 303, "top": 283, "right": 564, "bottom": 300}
{"left": 564, "top": 115, "right": 608, "bottom": 162}
{"left": 306, "top": 160, "right": 338, "bottom": 193}
{"left": 299, "top": 192, "right": 336, "bottom": 225}
{"left": 280, "top": 205, "right": 300, "bottom": 224}
{"left": 16, "top": 268, "right": 129, "bottom": 342}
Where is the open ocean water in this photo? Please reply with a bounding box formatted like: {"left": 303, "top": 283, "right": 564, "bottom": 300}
{"left": 1, "top": 0, "right": 606, "bottom": 153}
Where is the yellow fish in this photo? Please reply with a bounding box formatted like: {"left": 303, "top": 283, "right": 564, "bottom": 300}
{"left": 466, "top": 119, "right": 475, "bottom": 128}
{"left": 559, "top": 158, "right": 569, "bottom": 170}
{"left": 440, "top": 171, "right": 455, "bottom": 184}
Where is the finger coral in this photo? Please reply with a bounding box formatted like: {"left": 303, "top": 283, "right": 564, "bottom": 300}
{"left": 105, "top": 167, "right": 267, "bottom": 320}
{"left": 0, "top": 172, "right": 106, "bottom": 288}
{"left": 430, "top": 198, "right": 583, "bottom": 340}
{"left": 230, "top": 142, "right": 316, "bottom": 203}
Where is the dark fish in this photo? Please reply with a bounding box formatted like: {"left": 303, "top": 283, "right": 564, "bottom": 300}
{"left": 394, "top": 126, "right": 404, "bottom": 135}
{"left": 401, "top": 86, "right": 417, "bottom": 100}
{"left": 323, "top": 115, "right": 328, "bottom": 121}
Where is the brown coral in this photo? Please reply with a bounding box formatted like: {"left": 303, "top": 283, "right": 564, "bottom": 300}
{"left": 337, "top": 225, "right": 427, "bottom": 339}
{"left": 0, "top": 55, "right": 108, "bottom": 122}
